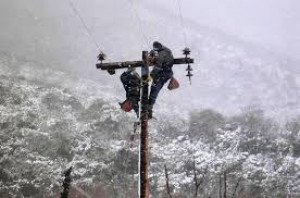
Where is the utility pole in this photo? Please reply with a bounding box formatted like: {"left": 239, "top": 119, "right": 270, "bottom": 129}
{"left": 140, "top": 51, "right": 150, "bottom": 197}
{"left": 96, "top": 48, "right": 194, "bottom": 198}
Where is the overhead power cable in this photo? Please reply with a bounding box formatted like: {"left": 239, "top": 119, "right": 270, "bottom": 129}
{"left": 175, "top": 0, "right": 188, "bottom": 47}
{"left": 126, "top": 0, "right": 151, "bottom": 49}
{"left": 68, "top": 0, "right": 102, "bottom": 51}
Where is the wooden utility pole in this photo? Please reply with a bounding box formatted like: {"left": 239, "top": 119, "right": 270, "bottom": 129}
{"left": 140, "top": 51, "right": 150, "bottom": 197}
{"left": 96, "top": 48, "right": 194, "bottom": 198}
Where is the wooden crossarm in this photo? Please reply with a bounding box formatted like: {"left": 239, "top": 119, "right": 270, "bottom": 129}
{"left": 96, "top": 57, "right": 194, "bottom": 70}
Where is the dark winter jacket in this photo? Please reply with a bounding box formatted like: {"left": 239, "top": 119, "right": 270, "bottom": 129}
{"left": 151, "top": 46, "right": 174, "bottom": 78}
{"left": 120, "top": 70, "right": 141, "bottom": 100}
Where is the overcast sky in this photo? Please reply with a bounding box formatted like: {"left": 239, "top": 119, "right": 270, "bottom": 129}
{"left": 1, "top": 0, "right": 299, "bottom": 65}
{"left": 1, "top": 0, "right": 299, "bottom": 119}
{"left": 148, "top": 0, "right": 300, "bottom": 60}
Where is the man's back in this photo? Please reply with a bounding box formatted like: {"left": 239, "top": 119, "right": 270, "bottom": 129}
{"left": 155, "top": 46, "right": 174, "bottom": 70}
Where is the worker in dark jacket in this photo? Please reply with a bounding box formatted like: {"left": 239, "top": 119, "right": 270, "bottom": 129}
{"left": 148, "top": 41, "right": 174, "bottom": 118}
{"left": 120, "top": 67, "right": 141, "bottom": 117}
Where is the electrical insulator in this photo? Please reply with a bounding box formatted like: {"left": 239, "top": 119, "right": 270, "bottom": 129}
{"left": 97, "top": 51, "right": 106, "bottom": 64}
{"left": 183, "top": 48, "right": 193, "bottom": 84}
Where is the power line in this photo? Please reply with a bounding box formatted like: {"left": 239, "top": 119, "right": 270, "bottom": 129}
{"left": 175, "top": 0, "right": 188, "bottom": 47}
{"left": 126, "top": 0, "right": 151, "bottom": 49}
{"left": 68, "top": 0, "right": 102, "bottom": 51}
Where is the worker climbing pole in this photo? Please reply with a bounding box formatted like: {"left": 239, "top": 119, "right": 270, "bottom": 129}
{"left": 96, "top": 45, "right": 194, "bottom": 197}
{"left": 96, "top": 4, "right": 193, "bottom": 198}
{"left": 69, "top": 0, "right": 194, "bottom": 196}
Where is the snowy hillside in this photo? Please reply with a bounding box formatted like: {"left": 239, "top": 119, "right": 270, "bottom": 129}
{"left": 1, "top": 0, "right": 300, "bottom": 120}
{"left": 0, "top": 53, "right": 137, "bottom": 197}
{"left": 1, "top": 53, "right": 300, "bottom": 197}
{"left": 1, "top": 0, "right": 300, "bottom": 197}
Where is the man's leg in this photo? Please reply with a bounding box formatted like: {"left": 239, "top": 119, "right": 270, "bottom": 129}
{"left": 149, "top": 80, "right": 164, "bottom": 106}
{"left": 149, "top": 71, "right": 172, "bottom": 105}
{"left": 148, "top": 74, "right": 171, "bottom": 118}
{"left": 132, "top": 102, "right": 139, "bottom": 118}
{"left": 128, "top": 89, "right": 140, "bottom": 117}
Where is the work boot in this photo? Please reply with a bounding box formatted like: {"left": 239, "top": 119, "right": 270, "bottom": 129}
{"left": 119, "top": 99, "right": 133, "bottom": 113}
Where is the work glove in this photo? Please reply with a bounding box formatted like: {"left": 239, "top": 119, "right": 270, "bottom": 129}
{"left": 144, "top": 75, "right": 152, "bottom": 83}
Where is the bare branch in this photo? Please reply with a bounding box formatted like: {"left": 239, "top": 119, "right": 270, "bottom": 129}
{"left": 219, "top": 174, "right": 222, "bottom": 198}
{"left": 223, "top": 171, "right": 227, "bottom": 198}
{"left": 192, "top": 160, "right": 205, "bottom": 198}
{"left": 164, "top": 164, "right": 173, "bottom": 198}
{"left": 61, "top": 167, "right": 72, "bottom": 198}
{"left": 231, "top": 177, "right": 242, "bottom": 198}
